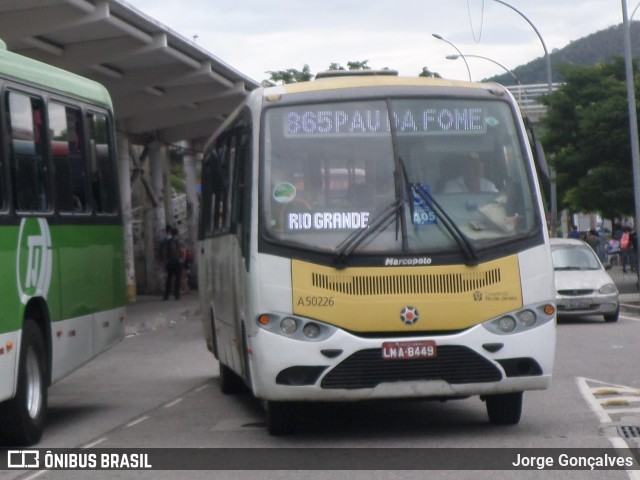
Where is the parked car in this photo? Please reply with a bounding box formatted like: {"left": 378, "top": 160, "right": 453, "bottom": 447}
{"left": 550, "top": 238, "right": 619, "bottom": 322}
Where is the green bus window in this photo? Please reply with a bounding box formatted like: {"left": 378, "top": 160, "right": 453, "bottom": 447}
{"left": 8, "top": 92, "right": 49, "bottom": 212}
{"left": 88, "top": 112, "right": 116, "bottom": 214}
{"left": 49, "top": 102, "right": 88, "bottom": 213}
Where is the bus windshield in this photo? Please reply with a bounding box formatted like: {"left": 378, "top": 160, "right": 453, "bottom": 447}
{"left": 262, "top": 97, "right": 538, "bottom": 256}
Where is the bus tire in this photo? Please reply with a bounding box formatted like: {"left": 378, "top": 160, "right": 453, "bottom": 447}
{"left": 265, "top": 401, "right": 295, "bottom": 436}
{"left": 0, "top": 319, "right": 48, "bottom": 446}
{"left": 241, "top": 327, "right": 252, "bottom": 393}
{"left": 209, "top": 309, "right": 219, "bottom": 359}
{"left": 485, "top": 392, "right": 523, "bottom": 425}
{"left": 219, "top": 362, "right": 246, "bottom": 394}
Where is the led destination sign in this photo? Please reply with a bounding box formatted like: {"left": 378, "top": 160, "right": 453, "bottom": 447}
{"left": 285, "top": 106, "right": 485, "bottom": 137}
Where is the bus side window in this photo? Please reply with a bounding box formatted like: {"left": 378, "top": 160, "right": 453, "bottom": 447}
{"left": 199, "top": 154, "right": 214, "bottom": 239}
{"left": 206, "top": 133, "right": 236, "bottom": 236}
{"left": 231, "top": 127, "right": 251, "bottom": 264}
{"left": 201, "top": 141, "right": 232, "bottom": 237}
{"left": 49, "top": 102, "right": 88, "bottom": 213}
{"left": 88, "top": 112, "right": 116, "bottom": 214}
{"left": 8, "top": 92, "right": 49, "bottom": 212}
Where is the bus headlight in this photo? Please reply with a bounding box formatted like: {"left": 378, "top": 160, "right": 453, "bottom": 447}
{"left": 303, "top": 322, "right": 321, "bottom": 339}
{"left": 517, "top": 310, "right": 536, "bottom": 327}
{"left": 482, "top": 303, "right": 555, "bottom": 335}
{"left": 280, "top": 318, "right": 298, "bottom": 335}
{"left": 257, "top": 313, "right": 338, "bottom": 341}
{"left": 498, "top": 316, "right": 516, "bottom": 333}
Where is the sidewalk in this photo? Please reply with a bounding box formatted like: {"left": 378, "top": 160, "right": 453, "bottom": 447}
{"left": 607, "top": 263, "right": 640, "bottom": 313}
{"left": 124, "top": 291, "right": 201, "bottom": 336}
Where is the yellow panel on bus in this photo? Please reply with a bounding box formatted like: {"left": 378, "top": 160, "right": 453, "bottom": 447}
{"left": 291, "top": 256, "right": 523, "bottom": 332}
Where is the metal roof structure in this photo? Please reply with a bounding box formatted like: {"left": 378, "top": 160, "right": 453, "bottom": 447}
{"left": 0, "top": 0, "right": 260, "bottom": 150}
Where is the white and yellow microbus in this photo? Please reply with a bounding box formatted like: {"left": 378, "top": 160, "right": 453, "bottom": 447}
{"left": 198, "top": 71, "right": 556, "bottom": 435}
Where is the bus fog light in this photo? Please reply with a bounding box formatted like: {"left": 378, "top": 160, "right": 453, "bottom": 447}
{"left": 498, "top": 316, "right": 516, "bottom": 333}
{"left": 280, "top": 318, "right": 298, "bottom": 335}
{"left": 303, "top": 323, "right": 321, "bottom": 339}
{"left": 518, "top": 310, "right": 536, "bottom": 327}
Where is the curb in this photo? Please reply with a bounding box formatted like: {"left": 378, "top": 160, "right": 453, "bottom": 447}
{"left": 620, "top": 302, "right": 640, "bottom": 315}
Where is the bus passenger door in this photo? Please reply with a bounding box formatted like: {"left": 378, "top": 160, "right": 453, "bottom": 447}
{"left": 229, "top": 125, "right": 252, "bottom": 380}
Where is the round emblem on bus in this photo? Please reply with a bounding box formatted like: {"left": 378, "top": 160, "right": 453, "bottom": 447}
{"left": 16, "top": 217, "right": 53, "bottom": 305}
{"left": 400, "top": 306, "right": 419, "bottom": 325}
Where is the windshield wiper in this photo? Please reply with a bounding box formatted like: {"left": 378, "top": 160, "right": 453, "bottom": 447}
{"left": 333, "top": 199, "right": 403, "bottom": 267}
{"left": 412, "top": 183, "right": 479, "bottom": 266}
{"left": 333, "top": 96, "right": 479, "bottom": 267}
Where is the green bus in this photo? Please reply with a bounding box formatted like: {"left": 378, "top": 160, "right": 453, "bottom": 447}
{"left": 0, "top": 40, "right": 125, "bottom": 445}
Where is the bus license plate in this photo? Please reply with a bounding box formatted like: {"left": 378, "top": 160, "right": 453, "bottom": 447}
{"left": 382, "top": 340, "right": 437, "bottom": 360}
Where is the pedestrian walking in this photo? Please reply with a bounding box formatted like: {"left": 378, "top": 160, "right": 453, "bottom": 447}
{"left": 163, "top": 227, "right": 183, "bottom": 300}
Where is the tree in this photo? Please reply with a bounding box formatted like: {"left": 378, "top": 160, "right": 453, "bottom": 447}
{"left": 328, "top": 60, "right": 372, "bottom": 71}
{"left": 419, "top": 66, "right": 441, "bottom": 78}
{"left": 262, "top": 64, "right": 313, "bottom": 87}
{"left": 264, "top": 60, "right": 377, "bottom": 85}
{"left": 541, "top": 57, "right": 636, "bottom": 221}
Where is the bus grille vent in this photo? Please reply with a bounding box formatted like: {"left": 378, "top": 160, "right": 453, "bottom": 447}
{"left": 320, "top": 346, "right": 502, "bottom": 389}
{"left": 311, "top": 269, "right": 501, "bottom": 296}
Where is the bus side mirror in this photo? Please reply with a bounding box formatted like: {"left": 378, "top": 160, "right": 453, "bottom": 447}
{"left": 534, "top": 140, "right": 549, "bottom": 182}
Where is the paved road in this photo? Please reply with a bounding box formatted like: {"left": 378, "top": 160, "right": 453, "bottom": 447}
{"left": 2, "top": 292, "right": 639, "bottom": 480}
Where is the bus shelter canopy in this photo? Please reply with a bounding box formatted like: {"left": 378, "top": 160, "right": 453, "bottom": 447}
{"left": 0, "top": 0, "right": 259, "bottom": 149}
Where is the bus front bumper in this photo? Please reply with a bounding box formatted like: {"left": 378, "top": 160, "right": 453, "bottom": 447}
{"left": 248, "top": 319, "right": 555, "bottom": 401}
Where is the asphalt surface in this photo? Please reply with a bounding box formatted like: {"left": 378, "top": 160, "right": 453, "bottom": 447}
{"left": 125, "top": 291, "right": 202, "bottom": 336}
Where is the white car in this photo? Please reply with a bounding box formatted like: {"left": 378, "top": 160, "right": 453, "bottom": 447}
{"left": 550, "top": 238, "right": 619, "bottom": 322}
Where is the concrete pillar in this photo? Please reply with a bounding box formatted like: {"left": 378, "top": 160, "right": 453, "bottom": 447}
{"left": 148, "top": 142, "right": 168, "bottom": 293}
{"left": 182, "top": 141, "right": 199, "bottom": 246}
{"left": 149, "top": 142, "right": 167, "bottom": 235}
{"left": 117, "top": 131, "right": 136, "bottom": 303}
{"left": 162, "top": 148, "right": 173, "bottom": 229}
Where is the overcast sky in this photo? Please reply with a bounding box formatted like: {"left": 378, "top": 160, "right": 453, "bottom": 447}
{"left": 122, "top": 0, "right": 629, "bottom": 84}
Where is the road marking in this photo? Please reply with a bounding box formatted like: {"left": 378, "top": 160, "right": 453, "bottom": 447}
{"left": 82, "top": 437, "right": 108, "bottom": 448}
{"left": 22, "top": 470, "right": 47, "bottom": 480}
{"left": 620, "top": 314, "right": 640, "bottom": 322}
{"left": 126, "top": 415, "right": 150, "bottom": 427}
{"left": 577, "top": 377, "right": 611, "bottom": 423}
{"left": 577, "top": 377, "right": 640, "bottom": 480}
{"left": 164, "top": 398, "right": 183, "bottom": 408}
{"left": 195, "top": 384, "right": 209, "bottom": 392}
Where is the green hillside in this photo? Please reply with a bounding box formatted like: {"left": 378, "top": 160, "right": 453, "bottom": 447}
{"left": 486, "top": 21, "right": 640, "bottom": 85}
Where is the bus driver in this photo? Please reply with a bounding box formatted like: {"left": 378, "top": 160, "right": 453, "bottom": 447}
{"left": 442, "top": 153, "right": 498, "bottom": 193}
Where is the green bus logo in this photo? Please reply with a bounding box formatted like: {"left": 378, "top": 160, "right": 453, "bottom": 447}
{"left": 16, "top": 218, "right": 52, "bottom": 304}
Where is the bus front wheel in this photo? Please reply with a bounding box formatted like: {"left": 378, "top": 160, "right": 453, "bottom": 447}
{"left": 219, "top": 362, "right": 246, "bottom": 394}
{"left": 0, "top": 319, "right": 48, "bottom": 446}
{"left": 485, "top": 392, "right": 523, "bottom": 425}
{"left": 265, "top": 401, "right": 296, "bottom": 436}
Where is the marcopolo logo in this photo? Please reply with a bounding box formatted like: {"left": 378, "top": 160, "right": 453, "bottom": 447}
{"left": 384, "top": 257, "right": 432, "bottom": 266}
{"left": 16, "top": 218, "right": 52, "bottom": 305}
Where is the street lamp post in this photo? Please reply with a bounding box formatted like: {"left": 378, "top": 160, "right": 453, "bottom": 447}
{"left": 432, "top": 33, "right": 472, "bottom": 81}
{"left": 622, "top": 0, "right": 640, "bottom": 270}
{"left": 445, "top": 54, "right": 520, "bottom": 84}
{"left": 492, "top": 0, "right": 552, "bottom": 94}
{"left": 491, "top": 0, "right": 556, "bottom": 236}
{"left": 446, "top": 53, "right": 522, "bottom": 104}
